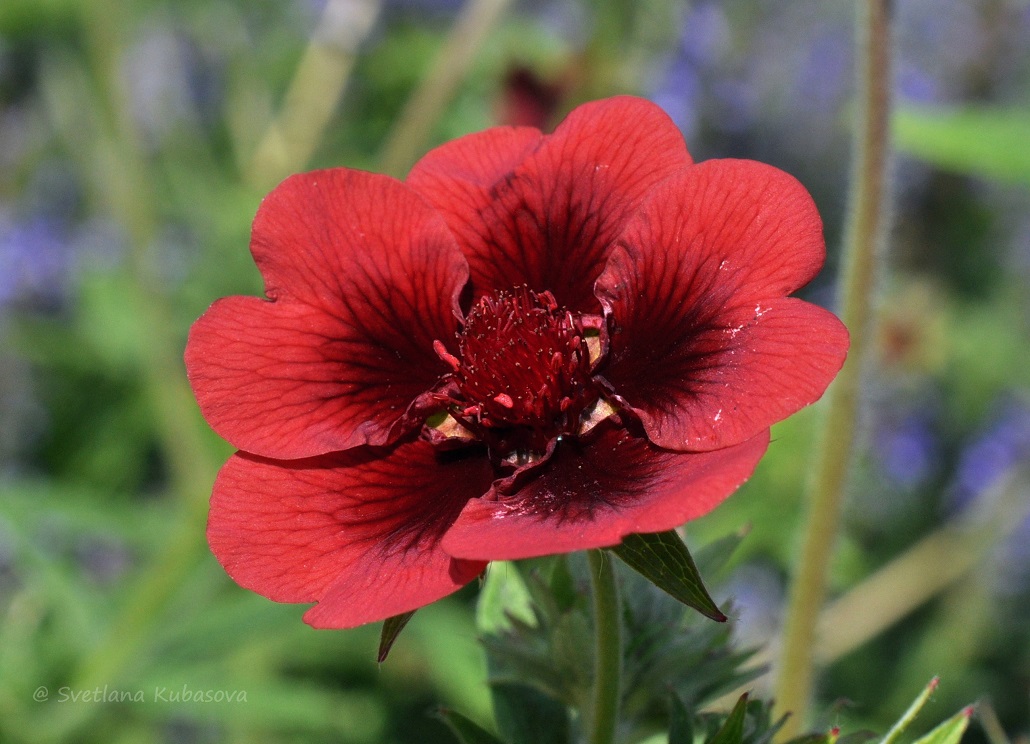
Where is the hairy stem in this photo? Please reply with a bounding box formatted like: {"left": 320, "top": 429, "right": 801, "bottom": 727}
{"left": 773, "top": 0, "right": 894, "bottom": 735}
{"left": 587, "top": 550, "right": 622, "bottom": 744}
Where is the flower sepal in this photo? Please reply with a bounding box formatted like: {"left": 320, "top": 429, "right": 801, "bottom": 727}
{"left": 377, "top": 610, "right": 416, "bottom": 663}
{"left": 609, "top": 530, "right": 726, "bottom": 622}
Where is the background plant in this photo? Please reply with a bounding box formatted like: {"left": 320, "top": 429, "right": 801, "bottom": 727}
{"left": 1, "top": 0, "right": 1028, "bottom": 742}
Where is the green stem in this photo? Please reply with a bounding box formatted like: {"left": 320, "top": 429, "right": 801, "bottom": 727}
{"left": 246, "top": 0, "right": 382, "bottom": 189}
{"left": 587, "top": 550, "right": 622, "bottom": 744}
{"left": 773, "top": 0, "right": 893, "bottom": 736}
{"left": 378, "top": 0, "right": 512, "bottom": 177}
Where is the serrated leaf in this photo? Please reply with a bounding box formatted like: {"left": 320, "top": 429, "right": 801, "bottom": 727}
{"left": 612, "top": 531, "right": 726, "bottom": 621}
{"left": 707, "top": 693, "right": 750, "bottom": 744}
{"left": 378, "top": 611, "right": 415, "bottom": 662}
{"left": 669, "top": 693, "right": 694, "bottom": 744}
{"left": 749, "top": 705, "right": 789, "bottom": 744}
{"left": 434, "top": 708, "right": 506, "bottom": 744}
{"left": 492, "top": 683, "right": 570, "bottom": 744}
{"left": 910, "top": 707, "right": 974, "bottom": 744}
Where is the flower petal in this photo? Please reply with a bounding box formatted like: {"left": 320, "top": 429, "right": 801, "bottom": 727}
{"left": 408, "top": 96, "right": 691, "bottom": 313}
{"left": 596, "top": 159, "right": 849, "bottom": 451}
{"left": 185, "top": 169, "right": 469, "bottom": 459}
{"left": 441, "top": 427, "right": 768, "bottom": 561}
{"left": 207, "top": 440, "right": 493, "bottom": 628}
{"left": 405, "top": 124, "right": 543, "bottom": 191}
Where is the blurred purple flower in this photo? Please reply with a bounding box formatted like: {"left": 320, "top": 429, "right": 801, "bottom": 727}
{"left": 946, "top": 396, "right": 1030, "bottom": 595}
{"left": 648, "top": 2, "right": 736, "bottom": 140}
{"left": 74, "top": 536, "right": 134, "bottom": 586}
{"left": 649, "top": 2, "right": 852, "bottom": 152}
{"left": 895, "top": 0, "right": 988, "bottom": 104}
{"left": 718, "top": 561, "right": 784, "bottom": 651}
{"left": 0, "top": 162, "right": 122, "bottom": 313}
{"left": 0, "top": 211, "right": 72, "bottom": 310}
{"left": 678, "top": 2, "right": 731, "bottom": 67}
{"left": 651, "top": 59, "right": 702, "bottom": 139}
{"left": 874, "top": 410, "right": 940, "bottom": 492}
{"left": 382, "top": 0, "right": 464, "bottom": 18}
{"left": 791, "top": 27, "right": 852, "bottom": 112}
{"left": 953, "top": 397, "right": 1030, "bottom": 507}
{"left": 896, "top": 63, "right": 942, "bottom": 104}
{"left": 123, "top": 28, "right": 223, "bottom": 146}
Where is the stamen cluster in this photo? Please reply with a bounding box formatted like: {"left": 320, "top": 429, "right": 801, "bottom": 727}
{"left": 434, "top": 286, "right": 598, "bottom": 461}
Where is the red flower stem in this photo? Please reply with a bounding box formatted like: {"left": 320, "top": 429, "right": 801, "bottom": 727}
{"left": 587, "top": 550, "right": 622, "bottom": 744}
{"left": 774, "top": 0, "right": 894, "bottom": 735}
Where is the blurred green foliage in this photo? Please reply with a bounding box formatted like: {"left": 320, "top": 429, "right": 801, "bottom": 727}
{"left": 894, "top": 107, "right": 1030, "bottom": 188}
{"left": 0, "top": 0, "right": 1028, "bottom": 743}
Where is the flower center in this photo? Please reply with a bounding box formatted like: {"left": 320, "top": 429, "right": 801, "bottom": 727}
{"left": 433, "top": 286, "right": 597, "bottom": 459}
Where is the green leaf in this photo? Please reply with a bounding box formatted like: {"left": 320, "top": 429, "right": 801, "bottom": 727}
{"left": 784, "top": 730, "right": 841, "bottom": 744}
{"left": 411, "top": 602, "right": 494, "bottom": 724}
{"left": 893, "top": 106, "right": 1030, "bottom": 186}
{"left": 612, "top": 531, "right": 726, "bottom": 621}
{"left": 693, "top": 527, "right": 749, "bottom": 576}
{"left": 785, "top": 735, "right": 831, "bottom": 744}
{"left": 880, "top": 678, "right": 939, "bottom": 744}
{"left": 549, "top": 555, "right": 578, "bottom": 612}
{"left": 477, "top": 562, "right": 536, "bottom": 634}
{"left": 435, "top": 708, "right": 507, "bottom": 744}
{"left": 910, "top": 707, "right": 974, "bottom": 744}
{"left": 836, "top": 732, "right": 878, "bottom": 744}
{"left": 707, "top": 693, "right": 750, "bottom": 744}
{"left": 491, "top": 683, "right": 570, "bottom": 744}
{"left": 378, "top": 611, "right": 416, "bottom": 662}
{"left": 669, "top": 694, "right": 694, "bottom": 744}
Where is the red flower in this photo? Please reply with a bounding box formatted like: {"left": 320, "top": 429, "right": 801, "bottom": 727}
{"left": 185, "top": 97, "right": 848, "bottom": 628}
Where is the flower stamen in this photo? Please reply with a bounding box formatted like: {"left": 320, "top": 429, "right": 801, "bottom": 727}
{"left": 432, "top": 286, "right": 601, "bottom": 463}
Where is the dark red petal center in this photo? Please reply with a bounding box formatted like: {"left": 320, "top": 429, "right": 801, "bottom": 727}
{"left": 435, "top": 287, "right": 599, "bottom": 459}
{"left": 460, "top": 286, "right": 592, "bottom": 426}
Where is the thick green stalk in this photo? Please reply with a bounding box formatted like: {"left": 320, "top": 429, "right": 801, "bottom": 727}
{"left": 587, "top": 550, "right": 622, "bottom": 744}
{"left": 773, "top": 0, "right": 894, "bottom": 736}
